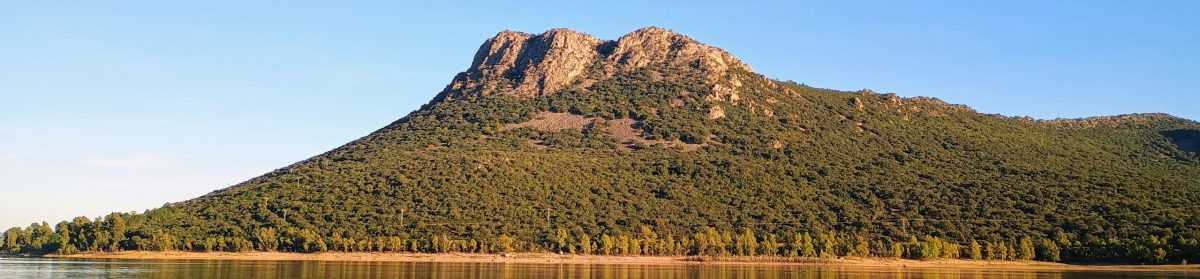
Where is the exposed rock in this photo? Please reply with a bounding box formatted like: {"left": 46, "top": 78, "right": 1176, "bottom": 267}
{"left": 707, "top": 105, "right": 726, "bottom": 120}
{"left": 851, "top": 97, "right": 864, "bottom": 111}
{"left": 443, "top": 29, "right": 602, "bottom": 99}
{"left": 769, "top": 140, "right": 784, "bottom": 149}
{"left": 435, "top": 27, "right": 752, "bottom": 102}
{"left": 883, "top": 93, "right": 901, "bottom": 105}
{"left": 603, "top": 27, "right": 751, "bottom": 81}
{"left": 670, "top": 99, "right": 685, "bottom": 107}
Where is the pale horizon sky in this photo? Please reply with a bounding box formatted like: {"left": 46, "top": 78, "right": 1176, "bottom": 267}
{"left": 2, "top": 1, "right": 1198, "bottom": 229}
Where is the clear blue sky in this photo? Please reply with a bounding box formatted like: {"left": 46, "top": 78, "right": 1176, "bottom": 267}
{"left": 1, "top": 1, "right": 1197, "bottom": 229}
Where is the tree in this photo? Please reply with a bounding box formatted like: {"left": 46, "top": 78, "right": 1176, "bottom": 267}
{"left": 496, "top": 235, "right": 515, "bottom": 253}
{"left": 852, "top": 235, "right": 870, "bottom": 257}
{"left": 69, "top": 217, "right": 93, "bottom": 253}
{"left": 150, "top": 230, "right": 176, "bottom": 251}
{"left": 579, "top": 234, "right": 592, "bottom": 255}
{"left": 942, "top": 242, "right": 961, "bottom": 259}
{"left": 639, "top": 226, "right": 658, "bottom": 254}
{"left": 694, "top": 231, "right": 709, "bottom": 256}
{"left": 1153, "top": 248, "right": 1167, "bottom": 263}
{"left": 3, "top": 227, "right": 21, "bottom": 253}
{"left": 53, "top": 221, "right": 75, "bottom": 254}
{"left": 816, "top": 232, "right": 836, "bottom": 258}
{"left": 704, "top": 228, "right": 725, "bottom": 255}
{"left": 969, "top": 240, "right": 982, "bottom": 260}
{"left": 1005, "top": 243, "right": 1017, "bottom": 260}
{"left": 253, "top": 227, "right": 279, "bottom": 251}
{"left": 720, "top": 230, "right": 733, "bottom": 256}
{"left": 736, "top": 228, "right": 758, "bottom": 256}
{"left": 702, "top": 227, "right": 724, "bottom": 255}
{"left": 760, "top": 234, "right": 780, "bottom": 256}
{"left": 107, "top": 214, "right": 126, "bottom": 252}
{"left": 787, "top": 233, "right": 801, "bottom": 256}
{"left": 555, "top": 228, "right": 570, "bottom": 253}
{"left": 601, "top": 234, "right": 614, "bottom": 255}
{"left": 1035, "top": 238, "right": 1060, "bottom": 262}
{"left": 801, "top": 233, "right": 817, "bottom": 257}
{"left": 891, "top": 242, "right": 904, "bottom": 258}
{"left": 1018, "top": 237, "right": 1035, "bottom": 260}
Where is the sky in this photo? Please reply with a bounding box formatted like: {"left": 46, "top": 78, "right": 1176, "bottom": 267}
{"left": 1, "top": 1, "right": 1197, "bottom": 229}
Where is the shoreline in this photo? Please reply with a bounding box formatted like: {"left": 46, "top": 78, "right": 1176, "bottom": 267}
{"left": 43, "top": 251, "right": 1199, "bottom": 273}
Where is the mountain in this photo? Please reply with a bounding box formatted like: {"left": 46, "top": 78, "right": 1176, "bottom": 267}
{"left": 5, "top": 27, "right": 1200, "bottom": 263}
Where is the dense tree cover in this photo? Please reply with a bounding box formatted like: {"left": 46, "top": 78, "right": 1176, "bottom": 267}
{"left": 4, "top": 67, "right": 1199, "bottom": 264}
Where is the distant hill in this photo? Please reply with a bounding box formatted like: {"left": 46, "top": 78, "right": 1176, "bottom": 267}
{"left": 5, "top": 27, "right": 1199, "bottom": 263}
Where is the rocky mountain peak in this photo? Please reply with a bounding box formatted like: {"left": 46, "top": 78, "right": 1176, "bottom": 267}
{"left": 435, "top": 27, "right": 752, "bottom": 102}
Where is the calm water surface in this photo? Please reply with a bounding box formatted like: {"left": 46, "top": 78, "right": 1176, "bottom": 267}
{"left": 1, "top": 256, "right": 1196, "bottom": 279}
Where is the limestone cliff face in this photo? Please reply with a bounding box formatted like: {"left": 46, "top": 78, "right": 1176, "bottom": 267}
{"left": 435, "top": 27, "right": 753, "bottom": 102}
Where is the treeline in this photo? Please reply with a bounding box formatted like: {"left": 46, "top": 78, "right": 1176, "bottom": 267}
{"left": 7, "top": 215, "right": 1195, "bottom": 265}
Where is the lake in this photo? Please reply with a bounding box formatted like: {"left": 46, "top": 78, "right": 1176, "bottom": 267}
{"left": 1, "top": 256, "right": 1197, "bottom": 279}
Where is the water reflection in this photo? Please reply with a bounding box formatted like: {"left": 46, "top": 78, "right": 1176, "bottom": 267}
{"left": 0, "top": 257, "right": 1196, "bottom": 279}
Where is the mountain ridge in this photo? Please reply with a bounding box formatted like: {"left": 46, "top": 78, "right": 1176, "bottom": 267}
{"left": 433, "top": 27, "right": 752, "bottom": 103}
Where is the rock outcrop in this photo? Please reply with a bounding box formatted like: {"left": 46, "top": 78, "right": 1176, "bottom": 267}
{"left": 434, "top": 27, "right": 752, "bottom": 102}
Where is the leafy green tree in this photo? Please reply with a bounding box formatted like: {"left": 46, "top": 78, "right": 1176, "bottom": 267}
{"left": 694, "top": 231, "right": 709, "bottom": 256}
{"left": 736, "top": 228, "right": 758, "bottom": 256}
{"left": 579, "top": 234, "right": 592, "bottom": 255}
{"left": 601, "top": 234, "right": 614, "bottom": 255}
{"left": 639, "top": 226, "right": 657, "bottom": 255}
{"left": 496, "top": 235, "right": 515, "bottom": 253}
{"left": 1036, "top": 238, "right": 1060, "bottom": 262}
{"left": 969, "top": 240, "right": 982, "bottom": 260}
{"left": 891, "top": 242, "right": 904, "bottom": 258}
{"left": 816, "top": 232, "right": 836, "bottom": 258}
{"left": 253, "top": 227, "right": 279, "bottom": 251}
{"left": 52, "top": 221, "right": 72, "bottom": 254}
{"left": 801, "top": 233, "right": 817, "bottom": 257}
{"left": 852, "top": 235, "right": 870, "bottom": 257}
{"left": 555, "top": 228, "right": 570, "bottom": 253}
{"left": 760, "top": 234, "right": 780, "bottom": 256}
{"left": 3, "top": 227, "right": 21, "bottom": 253}
{"left": 107, "top": 214, "right": 126, "bottom": 252}
{"left": 1018, "top": 237, "right": 1036, "bottom": 260}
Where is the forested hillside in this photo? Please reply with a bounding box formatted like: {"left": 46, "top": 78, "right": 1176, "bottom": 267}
{"left": 4, "top": 28, "right": 1199, "bottom": 264}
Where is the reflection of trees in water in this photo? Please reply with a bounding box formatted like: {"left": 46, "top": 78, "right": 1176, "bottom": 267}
{"left": 130, "top": 260, "right": 1101, "bottom": 279}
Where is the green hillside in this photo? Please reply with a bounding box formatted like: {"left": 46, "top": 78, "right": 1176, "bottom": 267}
{"left": 4, "top": 28, "right": 1199, "bottom": 264}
